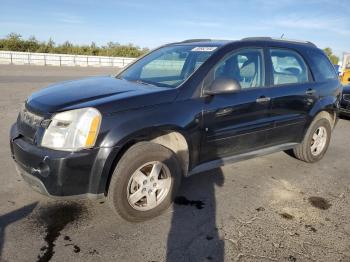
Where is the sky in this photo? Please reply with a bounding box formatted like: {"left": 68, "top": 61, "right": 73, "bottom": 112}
{"left": 0, "top": 0, "right": 349, "bottom": 57}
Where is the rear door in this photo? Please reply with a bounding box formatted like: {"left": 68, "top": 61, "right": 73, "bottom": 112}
{"left": 200, "top": 47, "right": 273, "bottom": 163}
{"left": 265, "top": 47, "right": 317, "bottom": 146}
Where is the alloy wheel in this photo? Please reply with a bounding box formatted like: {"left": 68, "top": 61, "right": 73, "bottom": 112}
{"left": 126, "top": 161, "right": 171, "bottom": 211}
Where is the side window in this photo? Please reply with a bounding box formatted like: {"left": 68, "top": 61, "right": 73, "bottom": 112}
{"left": 212, "top": 48, "right": 264, "bottom": 89}
{"left": 307, "top": 51, "right": 338, "bottom": 81}
{"left": 270, "top": 49, "right": 309, "bottom": 85}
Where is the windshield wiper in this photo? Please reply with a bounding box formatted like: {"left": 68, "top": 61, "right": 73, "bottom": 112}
{"left": 122, "top": 77, "right": 172, "bottom": 88}
{"left": 133, "top": 79, "right": 156, "bottom": 86}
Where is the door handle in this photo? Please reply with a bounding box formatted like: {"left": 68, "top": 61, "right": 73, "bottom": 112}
{"left": 256, "top": 96, "right": 271, "bottom": 103}
{"left": 216, "top": 107, "right": 233, "bottom": 116}
{"left": 305, "top": 88, "right": 316, "bottom": 95}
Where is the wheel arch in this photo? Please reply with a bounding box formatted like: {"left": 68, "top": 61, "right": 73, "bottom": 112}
{"left": 311, "top": 110, "right": 336, "bottom": 129}
{"left": 309, "top": 96, "right": 337, "bottom": 129}
{"left": 102, "top": 126, "right": 191, "bottom": 195}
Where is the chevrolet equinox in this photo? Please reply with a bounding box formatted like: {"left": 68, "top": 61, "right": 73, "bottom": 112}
{"left": 10, "top": 37, "right": 342, "bottom": 221}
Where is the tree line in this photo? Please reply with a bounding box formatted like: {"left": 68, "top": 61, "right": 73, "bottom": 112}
{"left": 0, "top": 33, "right": 340, "bottom": 63}
{"left": 0, "top": 33, "right": 149, "bottom": 58}
{"left": 323, "top": 47, "right": 339, "bottom": 65}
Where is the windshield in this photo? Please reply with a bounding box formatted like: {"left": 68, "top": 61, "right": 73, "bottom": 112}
{"left": 118, "top": 45, "right": 218, "bottom": 88}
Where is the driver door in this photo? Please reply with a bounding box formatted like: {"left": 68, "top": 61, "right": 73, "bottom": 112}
{"left": 200, "top": 48, "right": 273, "bottom": 163}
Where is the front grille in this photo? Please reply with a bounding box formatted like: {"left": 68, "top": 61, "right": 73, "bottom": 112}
{"left": 19, "top": 105, "right": 44, "bottom": 128}
{"left": 344, "top": 94, "right": 350, "bottom": 102}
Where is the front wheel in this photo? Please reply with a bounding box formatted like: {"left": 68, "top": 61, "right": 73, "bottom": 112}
{"left": 107, "top": 142, "right": 181, "bottom": 222}
{"left": 292, "top": 118, "right": 332, "bottom": 163}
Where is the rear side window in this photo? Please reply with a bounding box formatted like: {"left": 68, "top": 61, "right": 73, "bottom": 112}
{"left": 307, "top": 51, "right": 338, "bottom": 82}
{"left": 270, "top": 49, "right": 309, "bottom": 85}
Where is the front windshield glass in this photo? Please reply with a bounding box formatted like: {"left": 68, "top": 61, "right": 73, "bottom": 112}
{"left": 118, "top": 45, "right": 218, "bottom": 88}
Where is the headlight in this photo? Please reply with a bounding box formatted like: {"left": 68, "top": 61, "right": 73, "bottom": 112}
{"left": 41, "top": 107, "right": 102, "bottom": 151}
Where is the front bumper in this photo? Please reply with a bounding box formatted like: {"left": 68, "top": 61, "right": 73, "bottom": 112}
{"left": 10, "top": 124, "right": 116, "bottom": 199}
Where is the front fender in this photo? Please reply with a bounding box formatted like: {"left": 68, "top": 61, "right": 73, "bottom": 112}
{"left": 96, "top": 100, "right": 203, "bottom": 193}
{"left": 100, "top": 102, "right": 201, "bottom": 149}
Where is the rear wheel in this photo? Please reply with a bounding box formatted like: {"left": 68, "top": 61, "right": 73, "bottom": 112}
{"left": 292, "top": 118, "right": 332, "bottom": 163}
{"left": 107, "top": 142, "right": 181, "bottom": 222}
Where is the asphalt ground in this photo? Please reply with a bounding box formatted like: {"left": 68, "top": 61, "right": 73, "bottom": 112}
{"left": 0, "top": 64, "right": 349, "bottom": 262}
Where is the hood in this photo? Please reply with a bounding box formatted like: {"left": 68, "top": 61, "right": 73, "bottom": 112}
{"left": 27, "top": 76, "right": 178, "bottom": 115}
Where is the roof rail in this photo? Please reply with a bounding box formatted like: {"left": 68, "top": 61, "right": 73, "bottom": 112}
{"left": 241, "top": 37, "right": 317, "bottom": 47}
{"left": 180, "top": 39, "right": 212, "bottom": 43}
{"left": 241, "top": 37, "right": 272, "bottom": 41}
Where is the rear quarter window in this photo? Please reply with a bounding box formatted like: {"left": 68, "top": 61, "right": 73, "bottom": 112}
{"left": 307, "top": 50, "right": 338, "bottom": 82}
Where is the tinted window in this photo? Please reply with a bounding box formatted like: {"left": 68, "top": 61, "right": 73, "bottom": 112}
{"left": 140, "top": 51, "right": 186, "bottom": 79}
{"left": 270, "top": 49, "right": 309, "bottom": 85}
{"left": 119, "top": 45, "right": 218, "bottom": 88}
{"left": 140, "top": 51, "right": 212, "bottom": 79}
{"left": 308, "top": 51, "right": 338, "bottom": 81}
{"left": 212, "top": 48, "right": 264, "bottom": 89}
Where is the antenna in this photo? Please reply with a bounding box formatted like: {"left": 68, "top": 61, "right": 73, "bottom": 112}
{"left": 280, "top": 33, "right": 285, "bottom": 39}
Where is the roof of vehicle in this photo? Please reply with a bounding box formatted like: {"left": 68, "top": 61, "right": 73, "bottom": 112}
{"left": 173, "top": 39, "right": 231, "bottom": 47}
{"left": 173, "top": 37, "right": 317, "bottom": 49}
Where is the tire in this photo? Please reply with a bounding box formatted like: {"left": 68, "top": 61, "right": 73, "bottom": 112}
{"left": 292, "top": 118, "right": 332, "bottom": 163}
{"left": 107, "top": 142, "right": 181, "bottom": 222}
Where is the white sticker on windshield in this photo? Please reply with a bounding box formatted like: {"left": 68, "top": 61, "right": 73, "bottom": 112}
{"left": 191, "top": 47, "right": 217, "bottom": 52}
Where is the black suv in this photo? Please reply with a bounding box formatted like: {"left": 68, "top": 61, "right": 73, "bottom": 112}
{"left": 10, "top": 37, "right": 342, "bottom": 221}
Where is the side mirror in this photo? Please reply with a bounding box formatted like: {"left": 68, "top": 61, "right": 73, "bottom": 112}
{"left": 204, "top": 78, "right": 241, "bottom": 96}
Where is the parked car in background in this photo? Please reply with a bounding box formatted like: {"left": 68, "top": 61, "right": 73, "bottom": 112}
{"left": 10, "top": 37, "right": 342, "bottom": 222}
{"left": 340, "top": 85, "right": 350, "bottom": 117}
